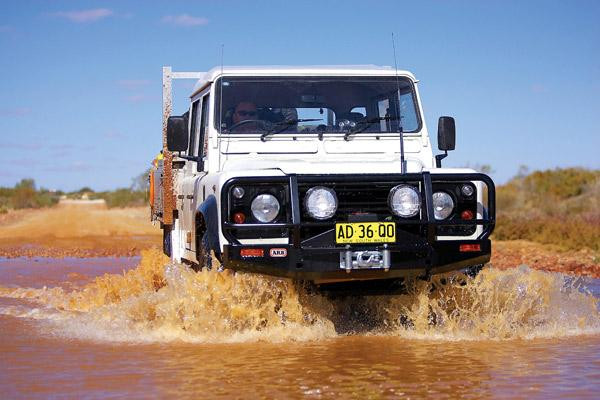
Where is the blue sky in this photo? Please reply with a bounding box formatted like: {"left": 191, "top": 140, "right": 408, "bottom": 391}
{"left": 0, "top": 0, "right": 598, "bottom": 191}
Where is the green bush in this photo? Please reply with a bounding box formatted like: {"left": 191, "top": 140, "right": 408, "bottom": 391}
{"left": 497, "top": 168, "right": 600, "bottom": 213}
{"left": 91, "top": 189, "right": 147, "bottom": 208}
{"left": 523, "top": 168, "right": 598, "bottom": 199}
{"left": 494, "top": 215, "right": 600, "bottom": 251}
{"left": 494, "top": 167, "right": 600, "bottom": 251}
{"left": 0, "top": 179, "right": 60, "bottom": 210}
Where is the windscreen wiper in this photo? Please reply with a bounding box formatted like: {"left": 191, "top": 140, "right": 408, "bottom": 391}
{"left": 260, "top": 118, "right": 323, "bottom": 141}
{"left": 343, "top": 116, "right": 400, "bottom": 141}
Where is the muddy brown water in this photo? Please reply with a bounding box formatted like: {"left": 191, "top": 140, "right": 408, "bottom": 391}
{"left": 1, "top": 251, "right": 599, "bottom": 398}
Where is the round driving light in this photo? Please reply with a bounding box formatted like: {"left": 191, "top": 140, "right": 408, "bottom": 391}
{"left": 251, "top": 194, "right": 280, "bottom": 223}
{"left": 432, "top": 192, "right": 454, "bottom": 220}
{"left": 461, "top": 184, "right": 474, "bottom": 197}
{"left": 305, "top": 186, "right": 338, "bottom": 220}
{"left": 232, "top": 186, "right": 245, "bottom": 199}
{"left": 388, "top": 185, "right": 420, "bottom": 217}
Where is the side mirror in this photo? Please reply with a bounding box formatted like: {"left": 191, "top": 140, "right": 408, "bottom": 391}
{"left": 437, "top": 116, "right": 456, "bottom": 151}
{"left": 166, "top": 115, "right": 189, "bottom": 152}
{"left": 435, "top": 116, "right": 455, "bottom": 167}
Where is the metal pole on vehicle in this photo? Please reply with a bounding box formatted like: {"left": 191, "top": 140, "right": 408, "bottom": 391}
{"left": 391, "top": 33, "right": 406, "bottom": 174}
{"left": 162, "top": 66, "right": 175, "bottom": 225}
{"left": 161, "top": 66, "right": 206, "bottom": 226}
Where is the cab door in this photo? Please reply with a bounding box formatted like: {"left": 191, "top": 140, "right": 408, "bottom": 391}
{"left": 180, "top": 97, "right": 202, "bottom": 252}
{"left": 182, "top": 92, "right": 210, "bottom": 255}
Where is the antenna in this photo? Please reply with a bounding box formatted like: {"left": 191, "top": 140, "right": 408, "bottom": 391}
{"left": 392, "top": 33, "right": 406, "bottom": 174}
{"left": 218, "top": 44, "right": 224, "bottom": 168}
{"left": 219, "top": 44, "right": 224, "bottom": 131}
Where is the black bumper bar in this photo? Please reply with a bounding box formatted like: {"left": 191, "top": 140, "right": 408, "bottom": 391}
{"left": 220, "top": 172, "right": 495, "bottom": 280}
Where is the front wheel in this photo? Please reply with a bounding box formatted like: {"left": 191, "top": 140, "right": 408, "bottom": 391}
{"left": 464, "top": 264, "right": 485, "bottom": 278}
{"left": 196, "top": 230, "right": 212, "bottom": 269}
{"left": 162, "top": 225, "right": 172, "bottom": 257}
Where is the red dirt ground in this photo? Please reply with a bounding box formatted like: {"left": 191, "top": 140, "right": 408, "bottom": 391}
{"left": 1, "top": 205, "right": 598, "bottom": 277}
{"left": 0, "top": 204, "right": 161, "bottom": 258}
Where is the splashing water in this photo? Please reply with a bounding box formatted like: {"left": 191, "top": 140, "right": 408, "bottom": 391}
{"left": 0, "top": 249, "right": 598, "bottom": 343}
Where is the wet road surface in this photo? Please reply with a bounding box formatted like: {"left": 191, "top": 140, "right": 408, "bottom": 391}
{"left": 1, "top": 253, "right": 599, "bottom": 398}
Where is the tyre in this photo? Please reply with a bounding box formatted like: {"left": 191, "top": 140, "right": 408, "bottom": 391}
{"left": 196, "top": 230, "right": 212, "bottom": 269}
{"left": 163, "top": 225, "right": 172, "bottom": 257}
{"left": 464, "top": 264, "right": 484, "bottom": 278}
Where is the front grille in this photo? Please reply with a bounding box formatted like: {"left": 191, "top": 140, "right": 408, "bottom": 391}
{"left": 297, "top": 179, "right": 424, "bottom": 242}
{"left": 298, "top": 181, "right": 420, "bottom": 221}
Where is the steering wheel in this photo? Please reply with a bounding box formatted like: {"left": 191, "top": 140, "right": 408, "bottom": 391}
{"left": 227, "top": 119, "right": 271, "bottom": 132}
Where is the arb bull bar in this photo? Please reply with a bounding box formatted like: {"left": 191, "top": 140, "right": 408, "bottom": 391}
{"left": 221, "top": 172, "right": 495, "bottom": 281}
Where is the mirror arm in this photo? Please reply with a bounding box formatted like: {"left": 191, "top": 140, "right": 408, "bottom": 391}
{"left": 435, "top": 151, "right": 448, "bottom": 168}
{"left": 174, "top": 152, "right": 201, "bottom": 162}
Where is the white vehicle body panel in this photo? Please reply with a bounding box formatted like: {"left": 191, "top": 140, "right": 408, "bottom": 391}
{"left": 158, "top": 65, "right": 487, "bottom": 265}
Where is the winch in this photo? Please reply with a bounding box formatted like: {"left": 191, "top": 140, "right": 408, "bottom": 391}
{"left": 340, "top": 245, "right": 391, "bottom": 273}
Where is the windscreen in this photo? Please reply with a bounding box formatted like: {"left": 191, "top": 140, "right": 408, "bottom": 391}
{"left": 214, "top": 76, "right": 420, "bottom": 135}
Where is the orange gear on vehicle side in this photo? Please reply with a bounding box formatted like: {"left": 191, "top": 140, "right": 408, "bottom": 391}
{"left": 149, "top": 172, "right": 155, "bottom": 207}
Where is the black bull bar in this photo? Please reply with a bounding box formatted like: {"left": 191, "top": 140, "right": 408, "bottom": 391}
{"left": 221, "top": 172, "right": 495, "bottom": 280}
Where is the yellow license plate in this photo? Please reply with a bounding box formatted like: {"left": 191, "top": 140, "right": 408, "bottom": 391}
{"left": 335, "top": 222, "right": 396, "bottom": 244}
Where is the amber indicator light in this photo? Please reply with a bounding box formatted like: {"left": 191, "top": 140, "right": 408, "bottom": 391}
{"left": 240, "top": 248, "right": 264, "bottom": 257}
{"left": 461, "top": 210, "right": 475, "bottom": 220}
{"left": 459, "top": 244, "right": 481, "bottom": 252}
{"left": 233, "top": 212, "right": 246, "bottom": 224}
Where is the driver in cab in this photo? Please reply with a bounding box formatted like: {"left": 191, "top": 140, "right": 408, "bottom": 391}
{"left": 231, "top": 101, "right": 259, "bottom": 132}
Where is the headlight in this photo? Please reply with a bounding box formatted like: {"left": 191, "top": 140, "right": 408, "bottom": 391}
{"left": 251, "top": 194, "right": 280, "bottom": 223}
{"left": 305, "top": 186, "right": 337, "bottom": 220}
{"left": 388, "top": 185, "right": 420, "bottom": 217}
{"left": 432, "top": 192, "right": 454, "bottom": 220}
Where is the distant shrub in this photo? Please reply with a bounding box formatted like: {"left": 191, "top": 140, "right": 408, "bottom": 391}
{"left": 75, "top": 186, "right": 94, "bottom": 194}
{"left": 13, "top": 178, "right": 37, "bottom": 208}
{"left": 523, "top": 168, "right": 598, "bottom": 199}
{"left": 494, "top": 167, "right": 599, "bottom": 252}
{"left": 497, "top": 168, "right": 599, "bottom": 213}
{"left": 0, "top": 179, "right": 60, "bottom": 210}
{"left": 494, "top": 215, "right": 600, "bottom": 251}
{"left": 91, "top": 189, "right": 147, "bottom": 208}
{"left": 496, "top": 183, "right": 519, "bottom": 210}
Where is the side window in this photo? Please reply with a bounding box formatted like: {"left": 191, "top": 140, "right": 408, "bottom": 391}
{"left": 399, "top": 91, "right": 418, "bottom": 132}
{"left": 197, "top": 93, "right": 210, "bottom": 170}
{"left": 188, "top": 100, "right": 200, "bottom": 155}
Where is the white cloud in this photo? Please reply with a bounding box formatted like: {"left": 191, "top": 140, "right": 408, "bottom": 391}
{"left": 161, "top": 14, "right": 208, "bottom": 27}
{"left": 117, "top": 79, "right": 150, "bottom": 90}
{"left": 50, "top": 8, "right": 113, "bottom": 23}
{"left": 0, "top": 107, "right": 31, "bottom": 117}
{"left": 126, "top": 94, "right": 151, "bottom": 103}
{"left": 47, "top": 161, "right": 93, "bottom": 172}
{"left": 5, "top": 142, "right": 43, "bottom": 150}
{"left": 104, "top": 129, "right": 126, "bottom": 140}
{"left": 531, "top": 84, "right": 547, "bottom": 94}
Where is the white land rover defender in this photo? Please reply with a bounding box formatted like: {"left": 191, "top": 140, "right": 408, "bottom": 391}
{"left": 150, "top": 65, "right": 495, "bottom": 294}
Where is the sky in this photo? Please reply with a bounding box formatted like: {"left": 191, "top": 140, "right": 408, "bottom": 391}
{"left": 0, "top": 0, "right": 598, "bottom": 191}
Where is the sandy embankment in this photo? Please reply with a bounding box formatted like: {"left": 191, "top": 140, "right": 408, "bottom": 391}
{"left": 0, "top": 203, "right": 598, "bottom": 277}
{"left": 0, "top": 203, "right": 161, "bottom": 258}
{"left": 491, "top": 240, "right": 599, "bottom": 278}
